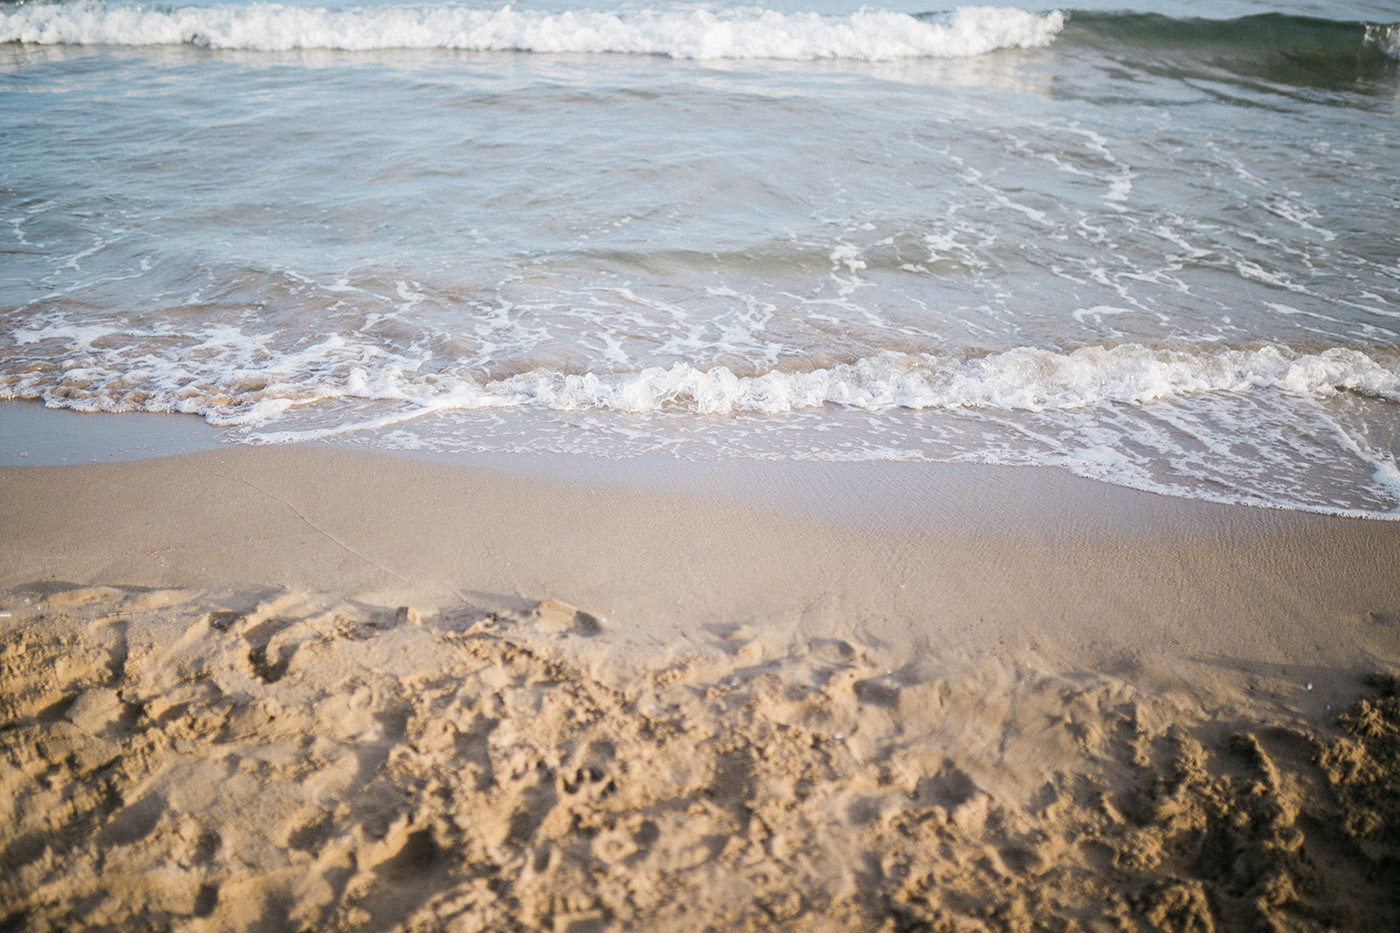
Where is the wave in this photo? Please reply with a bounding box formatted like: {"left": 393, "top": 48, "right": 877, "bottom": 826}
{"left": 1059, "top": 11, "right": 1400, "bottom": 89}
{"left": 1062, "top": 10, "right": 1400, "bottom": 59}
{"left": 0, "top": 2, "right": 1065, "bottom": 59}
{"left": 3, "top": 2, "right": 1396, "bottom": 72}
{"left": 8, "top": 335, "right": 1398, "bottom": 516}
{"left": 370, "top": 345, "right": 1400, "bottom": 418}
{"left": 5, "top": 333, "right": 1397, "bottom": 425}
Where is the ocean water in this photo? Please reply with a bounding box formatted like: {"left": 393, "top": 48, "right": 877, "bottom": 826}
{"left": 3, "top": 0, "right": 1399, "bottom": 517}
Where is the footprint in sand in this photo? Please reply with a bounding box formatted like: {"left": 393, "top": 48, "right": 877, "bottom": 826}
{"left": 533, "top": 599, "right": 602, "bottom": 636}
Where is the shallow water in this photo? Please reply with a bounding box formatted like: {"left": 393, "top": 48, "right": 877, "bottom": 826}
{"left": 3, "top": 0, "right": 1399, "bottom": 515}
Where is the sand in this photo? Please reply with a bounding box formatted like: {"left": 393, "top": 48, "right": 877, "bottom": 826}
{"left": 2, "top": 444, "right": 1399, "bottom": 931}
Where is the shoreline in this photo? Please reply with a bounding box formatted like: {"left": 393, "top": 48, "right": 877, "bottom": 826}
{"left": 5, "top": 398, "right": 1399, "bottom": 524}
{"left": 3, "top": 443, "right": 1399, "bottom": 929}
{"left": 3, "top": 442, "right": 1397, "bottom": 667}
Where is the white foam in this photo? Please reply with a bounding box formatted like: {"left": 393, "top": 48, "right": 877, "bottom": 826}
{"left": 7, "top": 331, "right": 1398, "bottom": 424}
{"left": 13, "top": 321, "right": 127, "bottom": 351}
{"left": 0, "top": 2, "right": 1066, "bottom": 60}
{"left": 1366, "top": 23, "right": 1400, "bottom": 60}
{"left": 15, "top": 327, "right": 1399, "bottom": 515}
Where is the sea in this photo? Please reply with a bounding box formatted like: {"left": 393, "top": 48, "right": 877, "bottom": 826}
{"left": 3, "top": 0, "right": 1399, "bottom": 517}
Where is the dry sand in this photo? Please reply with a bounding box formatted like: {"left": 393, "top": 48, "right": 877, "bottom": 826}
{"left": 2, "top": 445, "right": 1399, "bottom": 931}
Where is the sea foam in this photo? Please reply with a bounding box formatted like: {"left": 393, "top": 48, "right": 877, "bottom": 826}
{"left": 0, "top": 2, "right": 1066, "bottom": 59}
{"left": 1367, "top": 23, "right": 1400, "bottom": 59}
{"left": 5, "top": 331, "right": 1397, "bottom": 424}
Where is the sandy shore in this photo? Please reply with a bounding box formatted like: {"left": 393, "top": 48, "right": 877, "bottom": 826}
{"left": 2, "top": 445, "right": 1399, "bottom": 930}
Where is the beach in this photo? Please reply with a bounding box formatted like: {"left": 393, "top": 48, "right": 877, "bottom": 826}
{"left": 4, "top": 0, "right": 1399, "bottom": 925}
{"left": 3, "top": 442, "right": 1399, "bottom": 930}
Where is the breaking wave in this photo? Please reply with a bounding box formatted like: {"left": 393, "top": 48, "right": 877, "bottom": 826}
{"left": 5, "top": 327, "right": 1397, "bottom": 426}
{"left": 0, "top": 2, "right": 1066, "bottom": 60}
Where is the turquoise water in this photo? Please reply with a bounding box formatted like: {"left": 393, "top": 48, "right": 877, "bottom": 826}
{"left": 3, "top": 0, "right": 1399, "bottom": 515}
